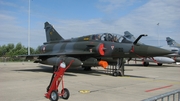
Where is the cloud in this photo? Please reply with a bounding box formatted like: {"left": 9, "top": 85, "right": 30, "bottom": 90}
{"left": 100, "top": 0, "right": 180, "bottom": 44}
{"left": 0, "top": 13, "right": 27, "bottom": 45}
{"left": 0, "top": 0, "right": 17, "bottom": 7}
{"left": 97, "top": 0, "right": 136, "bottom": 13}
{"left": 0, "top": 0, "right": 179, "bottom": 48}
{"left": 123, "top": 0, "right": 180, "bottom": 36}
{"left": 53, "top": 0, "right": 180, "bottom": 46}
{"left": 0, "top": 13, "right": 33, "bottom": 48}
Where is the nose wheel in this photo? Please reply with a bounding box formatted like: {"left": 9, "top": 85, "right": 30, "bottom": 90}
{"left": 114, "top": 58, "right": 124, "bottom": 76}
{"left": 112, "top": 71, "right": 122, "bottom": 77}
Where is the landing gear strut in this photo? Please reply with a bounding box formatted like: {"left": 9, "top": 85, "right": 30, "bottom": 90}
{"left": 112, "top": 58, "right": 125, "bottom": 76}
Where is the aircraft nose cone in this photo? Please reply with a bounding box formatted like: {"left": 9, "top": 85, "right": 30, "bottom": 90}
{"left": 147, "top": 46, "right": 172, "bottom": 56}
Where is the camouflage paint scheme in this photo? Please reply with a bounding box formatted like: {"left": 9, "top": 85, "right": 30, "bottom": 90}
{"left": 25, "top": 22, "right": 172, "bottom": 69}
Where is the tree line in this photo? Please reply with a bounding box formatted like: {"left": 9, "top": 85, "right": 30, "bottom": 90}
{"left": 0, "top": 43, "right": 40, "bottom": 62}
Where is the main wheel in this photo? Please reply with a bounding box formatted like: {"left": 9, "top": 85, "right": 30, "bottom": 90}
{"left": 61, "top": 88, "right": 70, "bottom": 100}
{"left": 118, "top": 72, "right": 122, "bottom": 76}
{"left": 143, "top": 62, "right": 149, "bottom": 66}
{"left": 50, "top": 90, "right": 59, "bottom": 101}
{"left": 112, "top": 72, "right": 122, "bottom": 76}
{"left": 112, "top": 72, "right": 118, "bottom": 77}
{"left": 157, "top": 63, "right": 162, "bottom": 66}
{"left": 83, "top": 66, "right": 92, "bottom": 71}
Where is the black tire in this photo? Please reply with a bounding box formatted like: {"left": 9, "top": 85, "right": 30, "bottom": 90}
{"left": 118, "top": 72, "right": 122, "bottom": 76}
{"left": 112, "top": 72, "right": 118, "bottom": 77}
{"left": 143, "top": 62, "right": 149, "bottom": 66}
{"left": 61, "top": 88, "right": 70, "bottom": 100}
{"left": 157, "top": 63, "right": 163, "bottom": 66}
{"left": 50, "top": 90, "right": 59, "bottom": 101}
{"left": 83, "top": 66, "right": 92, "bottom": 71}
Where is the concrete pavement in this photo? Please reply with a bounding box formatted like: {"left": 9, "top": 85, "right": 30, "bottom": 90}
{"left": 0, "top": 62, "right": 179, "bottom": 101}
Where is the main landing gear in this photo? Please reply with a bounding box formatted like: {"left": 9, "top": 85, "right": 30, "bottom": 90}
{"left": 143, "top": 62, "right": 149, "bottom": 66}
{"left": 143, "top": 62, "right": 163, "bottom": 66}
{"left": 45, "top": 60, "right": 74, "bottom": 101}
{"left": 111, "top": 58, "right": 125, "bottom": 77}
{"left": 83, "top": 66, "right": 92, "bottom": 71}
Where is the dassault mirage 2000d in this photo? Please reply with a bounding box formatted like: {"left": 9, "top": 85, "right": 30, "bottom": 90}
{"left": 24, "top": 22, "right": 172, "bottom": 76}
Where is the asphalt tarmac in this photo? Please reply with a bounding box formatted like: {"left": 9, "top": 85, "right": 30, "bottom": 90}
{"left": 0, "top": 62, "right": 180, "bottom": 101}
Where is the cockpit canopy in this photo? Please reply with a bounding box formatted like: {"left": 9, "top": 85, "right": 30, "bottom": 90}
{"left": 74, "top": 33, "right": 127, "bottom": 43}
{"left": 99, "top": 33, "right": 124, "bottom": 42}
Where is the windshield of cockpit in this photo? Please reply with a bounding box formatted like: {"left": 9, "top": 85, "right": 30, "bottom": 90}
{"left": 92, "top": 33, "right": 125, "bottom": 43}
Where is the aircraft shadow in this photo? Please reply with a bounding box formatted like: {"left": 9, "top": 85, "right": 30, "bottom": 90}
{"left": 13, "top": 65, "right": 110, "bottom": 77}
{"left": 124, "top": 75, "right": 150, "bottom": 79}
{"left": 65, "top": 68, "right": 107, "bottom": 76}
{"left": 13, "top": 66, "right": 53, "bottom": 73}
{"left": 125, "top": 63, "right": 177, "bottom": 68}
{"left": 14, "top": 65, "right": 171, "bottom": 78}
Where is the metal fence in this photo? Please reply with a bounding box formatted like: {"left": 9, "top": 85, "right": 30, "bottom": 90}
{"left": 142, "top": 89, "right": 180, "bottom": 101}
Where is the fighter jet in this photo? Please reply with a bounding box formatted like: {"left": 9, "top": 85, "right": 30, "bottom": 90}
{"left": 165, "top": 37, "right": 180, "bottom": 63}
{"left": 166, "top": 37, "right": 180, "bottom": 48}
{"left": 24, "top": 22, "right": 172, "bottom": 76}
{"left": 123, "top": 31, "right": 175, "bottom": 66}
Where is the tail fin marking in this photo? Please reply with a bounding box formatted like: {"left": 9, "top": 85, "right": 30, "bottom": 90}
{"left": 44, "top": 22, "right": 64, "bottom": 42}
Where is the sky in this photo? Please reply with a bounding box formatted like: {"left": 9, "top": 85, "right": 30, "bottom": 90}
{"left": 0, "top": 0, "right": 180, "bottom": 48}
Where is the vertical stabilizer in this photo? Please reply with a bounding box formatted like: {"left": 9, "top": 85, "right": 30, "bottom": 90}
{"left": 121, "top": 31, "right": 136, "bottom": 43}
{"left": 124, "top": 31, "right": 136, "bottom": 41}
{"left": 166, "top": 37, "right": 180, "bottom": 48}
{"left": 44, "top": 22, "right": 64, "bottom": 42}
{"left": 122, "top": 31, "right": 144, "bottom": 44}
